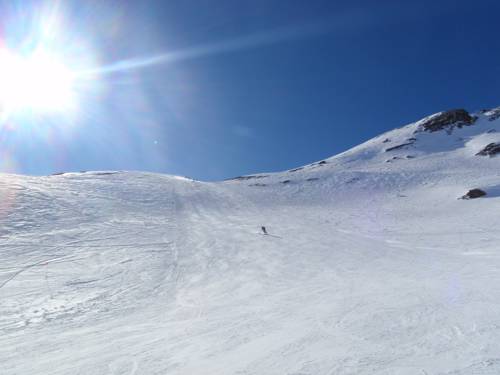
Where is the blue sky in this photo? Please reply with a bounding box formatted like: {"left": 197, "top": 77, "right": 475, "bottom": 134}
{"left": 1, "top": 0, "right": 500, "bottom": 180}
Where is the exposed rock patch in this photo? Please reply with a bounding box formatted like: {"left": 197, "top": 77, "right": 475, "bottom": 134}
{"left": 484, "top": 107, "right": 500, "bottom": 122}
{"left": 385, "top": 141, "right": 415, "bottom": 152}
{"left": 228, "top": 175, "right": 269, "bottom": 181}
{"left": 386, "top": 156, "right": 403, "bottom": 162}
{"left": 460, "top": 189, "right": 486, "bottom": 199}
{"left": 476, "top": 143, "right": 500, "bottom": 157}
{"left": 417, "top": 109, "right": 477, "bottom": 133}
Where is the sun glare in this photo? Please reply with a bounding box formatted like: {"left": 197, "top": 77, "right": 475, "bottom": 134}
{"left": 0, "top": 49, "right": 75, "bottom": 114}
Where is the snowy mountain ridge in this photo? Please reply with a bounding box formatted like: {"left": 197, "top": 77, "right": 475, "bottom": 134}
{"left": 2, "top": 106, "right": 500, "bottom": 374}
{"left": 224, "top": 106, "right": 500, "bottom": 200}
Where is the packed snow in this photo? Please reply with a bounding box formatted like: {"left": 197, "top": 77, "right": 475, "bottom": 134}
{"left": 2, "top": 108, "right": 500, "bottom": 374}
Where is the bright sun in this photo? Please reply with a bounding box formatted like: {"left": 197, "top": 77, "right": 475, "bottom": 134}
{"left": 0, "top": 49, "right": 75, "bottom": 114}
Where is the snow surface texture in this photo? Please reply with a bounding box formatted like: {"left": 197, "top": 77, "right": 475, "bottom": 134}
{"left": 2, "top": 108, "right": 500, "bottom": 374}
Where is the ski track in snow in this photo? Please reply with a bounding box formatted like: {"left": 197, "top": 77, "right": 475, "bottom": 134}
{"left": 2, "top": 111, "right": 500, "bottom": 374}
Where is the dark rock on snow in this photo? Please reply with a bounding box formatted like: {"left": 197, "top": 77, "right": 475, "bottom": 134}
{"left": 385, "top": 141, "right": 415, "bottom": 152}
{"left": 419, "top": 109, "right": 477, "bottom": 133}
{"left": 461, "top": 189, "right": 487, "bottom": 199}
{"left": 476, "top": 143, "right": 500, "bottom": 157}
{"left": 484, "top": 107, "right": 500, "bottom": 122}
{"left": 228, "top": 174, "right": 269, "bottom": 181}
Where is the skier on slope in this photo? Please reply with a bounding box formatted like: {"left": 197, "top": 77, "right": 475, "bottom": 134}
{"left": 261, "top": 226, "right": 268, "bottom": 235}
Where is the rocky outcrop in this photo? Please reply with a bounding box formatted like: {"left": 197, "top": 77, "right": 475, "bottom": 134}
{"left": 461, "top": 189, "right": 486, "bottom": 199}
{"left": 385, "top": 141, "right": 415, "bottom": 152}
{"left": 476, "top": 143, "right": 500, "bottom": 157}
{"left": 483, "top": 107, "right": 500, "bottom": 122}
{"left": 417, "top": 109, "right": 477, "bottom": 133}
{"left": 228, "top": 174, "right": 269, "bottom": 181}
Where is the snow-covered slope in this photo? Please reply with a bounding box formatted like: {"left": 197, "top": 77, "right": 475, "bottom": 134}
{"left": 2, "top": 108, "right": 500, "bottom": 374}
